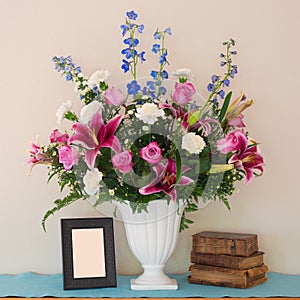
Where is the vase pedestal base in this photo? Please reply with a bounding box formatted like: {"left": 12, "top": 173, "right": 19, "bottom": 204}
{"left": 130, "top": 265, "right": 178, "bottom": 290}
{"left": 130, "top": 278, "right": 178, "bottom": 290}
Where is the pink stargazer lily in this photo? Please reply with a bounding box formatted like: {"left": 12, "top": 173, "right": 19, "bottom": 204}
{"left": 225, "top": 92, "right": 253, "bottom": 122}
{"left": 217, "top": 129, "right": 247, "bottom": 154}
{"left": 50, "top": 129, "right": 69, "bottom": 143}
{"left": 229, "top": 144, "right": 264, "bottom": 184}
{"left": 139, "top": 158, "right": 194, "bottom": 202}
{"left": 26, "top": 140, "right": 52, "bottom": 172}
{"left": 217, "top": 130, "right": 264, "bottom": 183}
{"left": 159, "top": 103, "right": 190, "bottom": 131}
{"left": 68, "top": 110, "right": 123, "bottom": 168}
{"left": 159, "top": 103, "right": 215, "bottom": 135}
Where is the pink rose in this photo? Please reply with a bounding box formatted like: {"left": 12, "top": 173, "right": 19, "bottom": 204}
{"left": 217, "top": 130, "right": 247, "bottom": 155}
{"left": 50, "top": 129, "right": 69, "bottom": 143}
{"left": 58, "top": 145, "right": 78, "bottom": 170}
{"left": 173, "top": 82, "right": 196, "bottom": 104}
{"left": 112, "top": 150, "right": 133, "bottom": 173}
{"left": 104, "top": 87, "right": 124, "bottom": 106}
{"left": 140, "top": 142, "right": 162, "bottom": 164}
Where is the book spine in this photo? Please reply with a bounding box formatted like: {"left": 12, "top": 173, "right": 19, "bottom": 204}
{"left": 191, "top": 251, "right": 241, "bottom": 269}
{"left": 192, "top": 236, "right": 258, "bottom": 256}
{"left": 187, "top": 274, "right": 267, "bottom": 289}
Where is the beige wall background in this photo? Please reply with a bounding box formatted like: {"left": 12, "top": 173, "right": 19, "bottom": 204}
{"left": 1, "top": 0, "right": 300, "bottom": 275}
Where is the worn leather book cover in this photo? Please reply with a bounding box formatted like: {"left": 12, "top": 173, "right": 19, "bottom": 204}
{"left": 192, "top": 231, "right": 258, "bottom": 257}
{"left": 188, "top": 263, "right": 268, "bottom": 289}
{"left": 190, "top": 251, "right": 264, "bottom": 270}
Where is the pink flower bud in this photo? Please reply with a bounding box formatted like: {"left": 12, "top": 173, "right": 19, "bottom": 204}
{"left": 58, "top": 145, "right": 78, "bottom": 170}
{"left": 112, "top": 150, "right": 133, "bottom": 173}
{"left": 104, "top": 87, "right": 124, "bottom": 106}
{"left": 140, "top": 142, "right": 162, "bottom": 164}
{"left": 173, "top": 82, "right": 196, "bottom": 104}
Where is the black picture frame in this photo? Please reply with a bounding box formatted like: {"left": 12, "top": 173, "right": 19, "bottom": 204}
{"left": 61, "top": 217, "right": 117, "bottom": 290}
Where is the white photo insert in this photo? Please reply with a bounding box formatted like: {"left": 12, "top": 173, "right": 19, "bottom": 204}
{"left": 71, "top": 228, "right": 106, "bottom": 278}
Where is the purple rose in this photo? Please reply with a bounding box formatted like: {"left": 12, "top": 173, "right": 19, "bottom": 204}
{"left": 58, "top": 145, "right": 78, "bottom": 170}
{"left": 104, "top": 86, "right": 124, "bottom": 106}
{"left": 140, "top": 142, "right": 162, "bottom": 164}
{"left": 112, "top": 150, "right": 133, "bottom": 173}
{"left": 173, "top": 82, "right": 196, "bottom": 104}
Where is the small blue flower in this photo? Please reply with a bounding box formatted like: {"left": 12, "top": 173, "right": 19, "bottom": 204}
{"left": 212, "top": 98, "right": 219, "bottom": 105}
{"left": 159, "top": 51, "right": 168, "bottom": 64}
{"left": 152, "top": 44, "right": 160, "bottom": 53}
{"left": 150, "top": 70, "right": 158, "bottom": 79}
{"left": 120, "top": 24, "right": 130, "bottom": 36}
{"left": 161, "top": 70, "right": 168, "bottom": 79}
{"left": 207, "top": 83, "right": 214, "bottom": 92}
{"left": 66, "top": 56, "right": 72, "bottom": 63}
{"left": 159, "top": 86, "right": 167, "bottom": 95}
{"left": 219, "top": 90, "right": 225, "bottom": 99}
{"left": 126, "top": 10, "right": 138, "bottom": 20}
{"left": 189, "top": 103, "right": 198, "bottom": 110}
{"left": 220, "top": 61, "right": 226, "bottom": 67}
{"left": 139, "top": 51, "right": 146, "bottom": 62}
{"left": 164, "top": 27, "right": 172, "bottom": 35}
{"left": 223, "top": 79, "right": 230, "bottom": 87}
{"left": 121, "top": 59, "right": 130, "bottom": 73}
{"left": 211, "top": 75, "right": 218, "bottom": 83}
{"left": 55, "top": 64, "right": 62, "bottom": 71}
{"left": 124, "top": 37, "right": 139, "bottom": 47}
{"left": 230, "top": 66, "right": 238, "bottom": 78}
{"left": 121, "top": 48, "right": 137, "bottom": 59}
{"left": 63, "top": 66, "right": 70, "bottom": 72}
{"left": 75, "top": 66, "right": 81, "bottom": 74}
{"left": 153, "top": 31, "right": 161, "bottom": 40}
{"left": 138, "top": 24, "right": 144, "bottom": 34}
{"left": 127, "top": 80, "right": 141, "bottom": 95}
{"left": 146, "top": 81, "right": 155, "bottom": 91}
{"left": 93, "top": 86, "right": 99, "bottom": 96}
{"left": 65, "top": 73, "right": 72, "bottom": 81}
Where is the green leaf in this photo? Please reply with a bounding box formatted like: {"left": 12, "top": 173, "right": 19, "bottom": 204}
{"left": 219, "top": 91, "right": 232, "bottom": 122}
{"left": 42, "top": 191, "right": 83, "bottom": 232}
{"left": 64, "top": 111, "right": 78, "bottom": 122}
{"left": 188, "top": 110, "right": 202, "bottom": 126}
{"left": 100, "top": 81, "right": 108, "bottom": 91}
{"left": 175, "top": 150, "right": 182, "bottom": 185}
{"left": 47, "top": 168, "right": 61, "bottom": 183}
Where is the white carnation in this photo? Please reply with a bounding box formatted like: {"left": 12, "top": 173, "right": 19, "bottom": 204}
{"left": 87, "top": 70, "right": 110, "bottom": 89}
{"left": 83, "top": 168, "right": 103, "bottom": 196}
{"left": 171, "top": 68, "right": 193, "bottom": 79}
{"left": 56, "top": 100, "right": 72, "bottom": 125}
{"left": 135, "top": 103, "right": 165, "bottom": 125}
{"left": 182, "top": 132, "right": 206, "bottom": 154}
{"left": 79, "top": 101, "right": 103, "bottom": 124}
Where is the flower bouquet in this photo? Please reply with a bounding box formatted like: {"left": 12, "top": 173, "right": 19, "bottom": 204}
{"left": 27, "top": 10, "right": 264, "bottom": 233}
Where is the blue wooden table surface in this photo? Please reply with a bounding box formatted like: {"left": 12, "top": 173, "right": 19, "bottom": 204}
{"left": 0, "top": 272, "right": 299, "bottom": 298}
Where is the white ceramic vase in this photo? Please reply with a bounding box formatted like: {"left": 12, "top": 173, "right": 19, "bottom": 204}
{"left": 114, "top": 199, "right": 185, "bottom": 290}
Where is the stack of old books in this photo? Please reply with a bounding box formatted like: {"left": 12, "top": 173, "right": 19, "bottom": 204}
{"left": 188, "top": 231, "right": 268, "bottom": 289}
